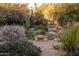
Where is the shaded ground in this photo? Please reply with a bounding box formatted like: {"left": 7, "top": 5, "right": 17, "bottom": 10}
{"left": 31, "top": 39, "right": 65, "bottom": 56}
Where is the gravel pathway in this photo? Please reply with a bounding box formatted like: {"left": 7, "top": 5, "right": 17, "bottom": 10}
{"left": 32, "top": 39, "right": 65, "bottom": 56}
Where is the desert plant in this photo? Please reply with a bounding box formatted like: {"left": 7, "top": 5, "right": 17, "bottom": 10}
{"left": 59, "top": 25, "right": 79, "bottom": 55}
{"left": 34, "top": 25, "right": 45, "bottom": 31}
{"left": 0, "top": 25, "right": 41, "bottom": 56}
{"left": 0, "top": 25, "right": 25, "bottom": 42}
{"left": 0, "top": 14, "right": 7, "bottom": 26}
{"left": 25, "top": 31, "right": 35, "bottom": 40}
{"left": 0, "top": 40, "right": 41, "bottom": 56}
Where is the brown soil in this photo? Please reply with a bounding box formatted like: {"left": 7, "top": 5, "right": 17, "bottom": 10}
{"left": 31, "top": 39, "right": 65, "bottom": 56}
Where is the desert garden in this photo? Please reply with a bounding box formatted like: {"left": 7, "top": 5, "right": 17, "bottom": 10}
{"left": 0, "top": 3, "right": 79, "bottom": 56}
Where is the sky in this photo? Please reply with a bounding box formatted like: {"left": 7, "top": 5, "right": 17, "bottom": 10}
{"left": 0, "top": 0, "right": 78, "bottom": 9}
{"left": 28, "top": 3, "right": 42, "bottom": 9}
{"left": 0, "top": 0, "right": 78, "bottom": 3}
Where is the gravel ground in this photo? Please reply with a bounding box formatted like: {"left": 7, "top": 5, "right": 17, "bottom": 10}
{"left": 24, "top": 26, "right": 65, "bottom": 56}
{"left": 31, "top": 39, "right": 65, "bottom": 56}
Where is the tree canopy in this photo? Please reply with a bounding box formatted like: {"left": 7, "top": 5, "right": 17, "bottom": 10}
{"left": 35, "top": 3, "right": 79, "bottom": 25}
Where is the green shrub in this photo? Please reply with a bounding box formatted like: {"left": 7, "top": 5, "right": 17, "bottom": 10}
{"left": 0, "top": 10, "right": 28, "bottom": 25}
{"left": 25, "top": 31, "right": 35, "bottom": 40}
{"left": 0, "top": 40, "right": 41, "bottom": 56}
{"left": 34, "top": 30, "right": 45, "bottom": 35}
{"left": 0, "top": 25, "right": 41, "bottom": 56}
{"left": 59, "top": 25, "right": 79, "bottom": 55}
{"left": 0, "top": 14, "right": 7, "bottom": 26}
{"left": 34, "top": 25, "right": 45, "bottom": 30}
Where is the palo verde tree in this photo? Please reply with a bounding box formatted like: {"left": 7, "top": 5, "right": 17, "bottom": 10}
{"left": 36, "top": 3, "right": 79, "bottom": 26}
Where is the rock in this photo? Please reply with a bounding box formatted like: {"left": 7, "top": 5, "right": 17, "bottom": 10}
{"left": 56, "top": 26, "right": 63, "bottom": 30}
{"left": 34, "top": 35, "right": 48, "bottom": 41}
{"left": 52, "top": 28, "right": 58, "bottom": 32}
{"left": 48, "top": 36, "right": 55, "bottom": 40}
{"left": 44, "top": 38, "right": 48, "bottom": 41}
{"left": 48, "top": 32, "right": 58, "bottom": 36}
{"left": 29, "top": 28, "right": 35, "bottom": 32}
{"left": 34, "top": 37, "right": 38, "bottom": 41}
{"left": 47, "top": 31, "right": 58, "bottom": 40}
{"left": 48, "top": 28, "right": 58, "bottom": 32}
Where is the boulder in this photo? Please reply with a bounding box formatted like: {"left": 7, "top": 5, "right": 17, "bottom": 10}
{"left": 34, "top": 35, "right": 48, "bottom": 41}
